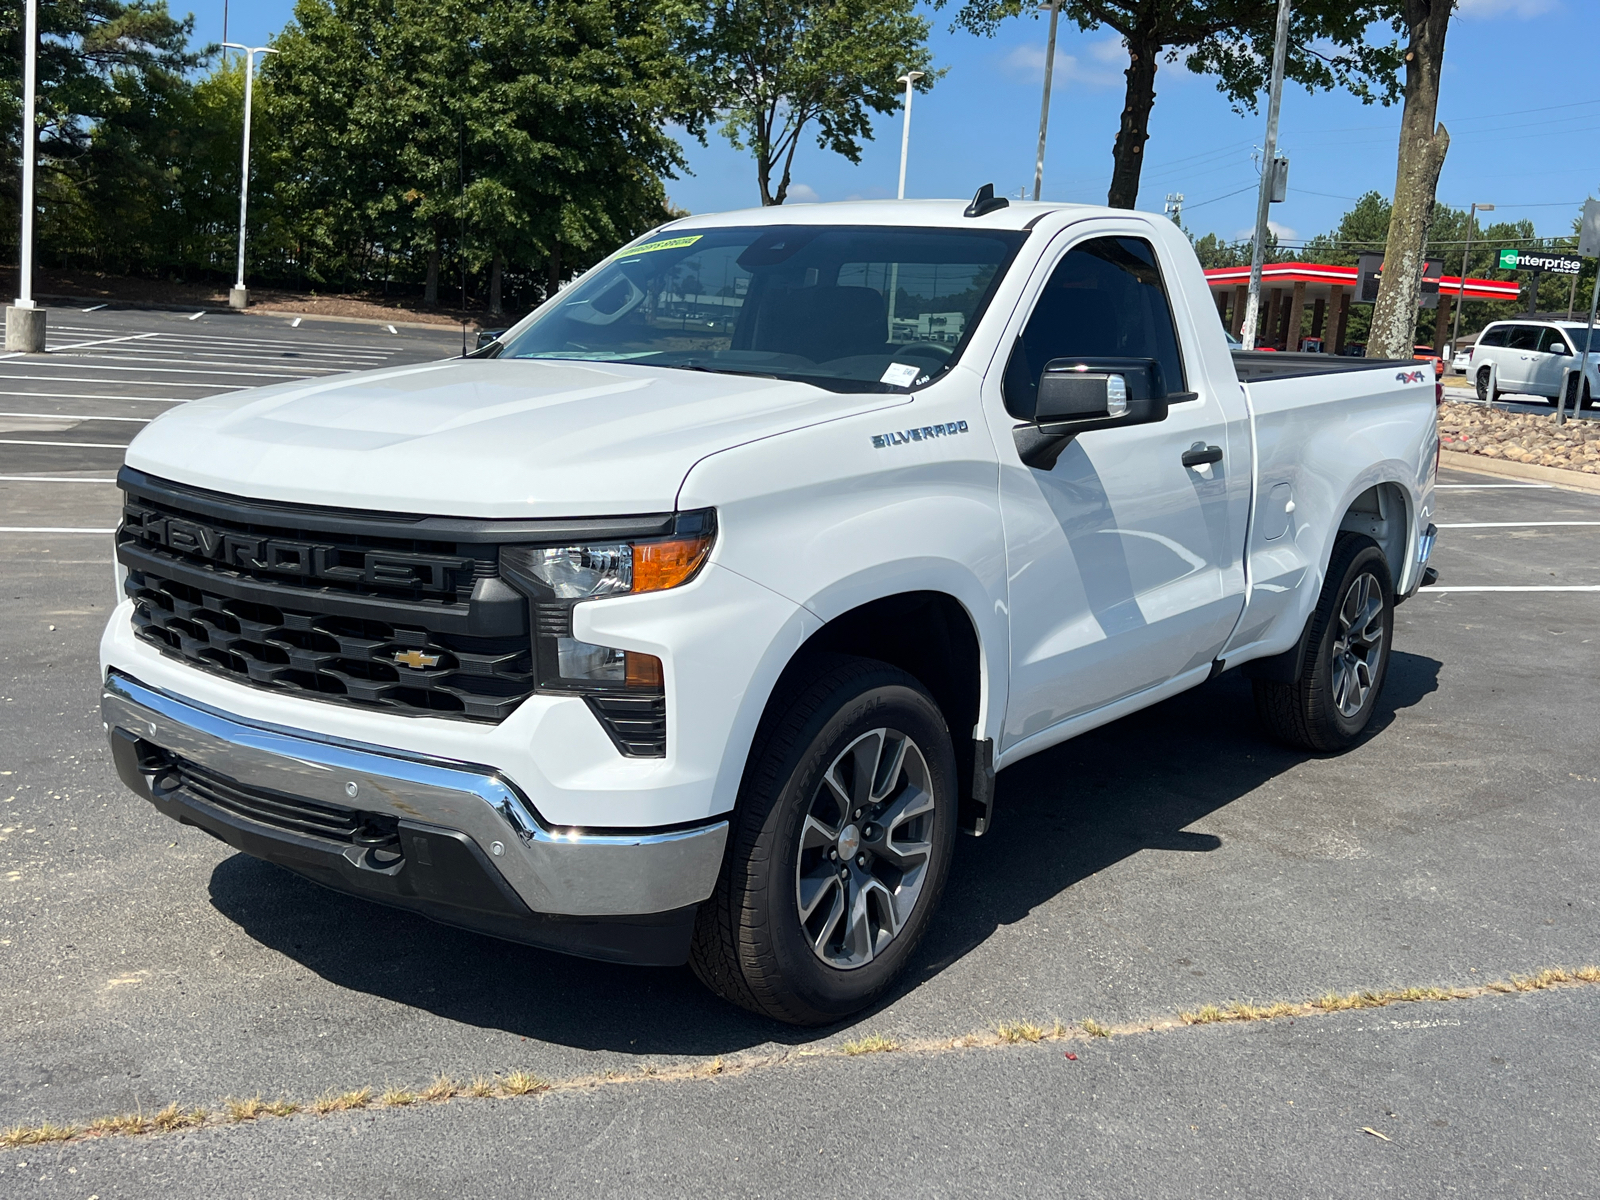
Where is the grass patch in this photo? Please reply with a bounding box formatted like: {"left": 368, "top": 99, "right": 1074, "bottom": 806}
{"left": 311, "top": 1087, "right": 372, "bottom": 1115}
{"left": 419, "top": 1075, "right": 458, "bottom": 1103}
{"left": 499, "top": 1071, "right": 547, "bottom": 1097}
{"left": 841, "top": 1034, "right": 900, "bottom": 1056}
{"left": 2, "top": 1120, "right": 79, "bottom": 1148}
{"left": 223, "top": 1096, "right": 267, "bottom": 1123}
{"left": 1180, "top": 1004, "right": 1227, "bottom": 1025}
{"left": 378, "top": 1086, "right": 418, "bottom": 1108}
{"left": 466, "top": 1076, "right": 498, "bottom": 1098}
{"left": 1080, "top": 1018, "right": 1112, "bottom": 1039}
{"left": 996, "top": 1021, "right": 1045, "bottom": 1044}
{"left": 151, "top": 1103, "right": 208, "bottom": 1133}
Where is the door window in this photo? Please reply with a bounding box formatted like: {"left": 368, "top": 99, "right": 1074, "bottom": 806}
{"left": 1476, "top": 326, "right": 1507, "bottom": 348}
{"left": 1538, "top": 327, "right": 1573, "bottom": 355}
{"left": 1003, "top": 236, "right": 1185, "bottom": 419}
{"left": 1504, "top": 325, "right": 1541, "bottom": 351}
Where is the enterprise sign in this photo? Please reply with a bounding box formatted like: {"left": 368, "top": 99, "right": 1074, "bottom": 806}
{"left": 1498, "top": 247, "right": 1581, "bottom": 274}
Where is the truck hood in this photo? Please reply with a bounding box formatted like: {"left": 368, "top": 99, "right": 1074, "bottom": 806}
{"left": 125, "top": 357, "right": 907, "bottom": 517}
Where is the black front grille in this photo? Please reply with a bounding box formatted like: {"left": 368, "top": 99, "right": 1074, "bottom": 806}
{"left": 118, "top": 469, "right": 535, "bottom": 722}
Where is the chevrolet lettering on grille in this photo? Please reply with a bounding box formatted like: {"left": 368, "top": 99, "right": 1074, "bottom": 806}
{"left": 123, "top": 504, "right": 471, "bottom": 592}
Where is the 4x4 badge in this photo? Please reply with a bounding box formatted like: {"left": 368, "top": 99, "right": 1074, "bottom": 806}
{"left": 393, "top": 650, "right": 442, "bottom": 670}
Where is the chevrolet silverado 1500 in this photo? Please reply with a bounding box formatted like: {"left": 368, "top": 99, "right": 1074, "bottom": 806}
{"left": 102, "top": 193, "right": 1439, "bottom": 1024}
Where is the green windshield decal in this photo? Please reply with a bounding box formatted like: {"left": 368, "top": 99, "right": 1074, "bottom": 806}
{"left": 619, "top": 234, "right": 703, "bottom": 258}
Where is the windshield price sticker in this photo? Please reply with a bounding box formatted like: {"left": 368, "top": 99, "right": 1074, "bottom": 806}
{"left": 618, "top": 234, "right": 703, "bottom": 259}
{"left": 1498, "top": 247, "right": 1581, "bottom": 275}
{"left": 879, "top": 362, "right": 923, "bottom": 387}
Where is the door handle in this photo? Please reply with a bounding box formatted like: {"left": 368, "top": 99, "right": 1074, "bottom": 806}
{"left": 1182, "top": 444, "right": 1224, "bottom": 468}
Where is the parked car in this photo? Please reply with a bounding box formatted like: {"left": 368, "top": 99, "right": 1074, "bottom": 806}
{"left": 1340, "top": 342, "right": 1366, "bottom": 357}
{"left": 101, "top": 195, "right": 1441, "bottom": 1024}
{"left": 1413, "top": 346, "right": 1446, "bottom": 404}
{"left": 1451, "top": 349, "right": 1470, "bottom": 373}
{"left": 1468, "top": 320, "right": 1600, "bottom": 407}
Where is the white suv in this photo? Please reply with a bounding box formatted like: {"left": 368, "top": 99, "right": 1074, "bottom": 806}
{"left": 1469, "top": 320, "right": 1600, "bottom": 407}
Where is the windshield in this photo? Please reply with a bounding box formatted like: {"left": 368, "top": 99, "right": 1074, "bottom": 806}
{"left": 490, "top": 225, "right": 1027, "bottom": 392}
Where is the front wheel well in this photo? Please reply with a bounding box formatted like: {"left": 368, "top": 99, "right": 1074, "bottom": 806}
{"left": 782, "top": 591, "right": 987, "bottom": 831}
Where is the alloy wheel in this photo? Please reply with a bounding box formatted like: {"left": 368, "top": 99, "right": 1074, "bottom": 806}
{"left": 1330, "top": 571, "right": 1385, "bottom": 718}
{"left": 794, "top": 728, "right": 935, "bottom": 970}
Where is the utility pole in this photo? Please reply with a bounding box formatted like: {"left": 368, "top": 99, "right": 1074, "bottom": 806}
{"left": 1240, "top": 0, "right": 1291, "bottom": 351}
{"left": 1449, "top": 202, "right": 1491, "bottom": 353}
{"left": 896, "top": 72, "right": 924, "bottom": 200}
{"left": 6, "top": 0, "right": 44, "bottom": 352}
{"left": 222, "top": 43, "right": 277, "bottom": 310}
{"left": 1164, "top": 193, "right": 1184, "bottom": 224}
{"left": 1032, "top": 0, "right": 1061, "bottom": 202}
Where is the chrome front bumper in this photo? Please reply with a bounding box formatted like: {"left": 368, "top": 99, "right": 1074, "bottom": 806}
{"left": 102, "top": 673, "right": 728, "bottom": 922}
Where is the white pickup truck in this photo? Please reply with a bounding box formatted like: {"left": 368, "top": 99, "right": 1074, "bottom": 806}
{"left": 101, "top": 193, "right": 1439, "bottom": 1024}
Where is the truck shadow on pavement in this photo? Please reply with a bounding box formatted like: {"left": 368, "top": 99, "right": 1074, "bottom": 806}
{"left": 207, "top": 652, "right": 1440, "bottom": 1056}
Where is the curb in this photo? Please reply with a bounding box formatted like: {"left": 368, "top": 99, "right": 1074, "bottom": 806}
{"left": 1440, "top": 450, "right": 1600, "bottom": 495}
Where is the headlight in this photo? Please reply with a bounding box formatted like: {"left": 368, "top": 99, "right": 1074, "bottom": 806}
{"left": 499, "top": 510, "right": 715, "bottom": 697}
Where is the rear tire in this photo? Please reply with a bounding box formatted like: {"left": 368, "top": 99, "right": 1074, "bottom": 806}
{"left": 1253, "top": 535, "right": 1394, "bottom": 753}
{"left": 690, "top": 656, "right": 958, "bottom": 1025}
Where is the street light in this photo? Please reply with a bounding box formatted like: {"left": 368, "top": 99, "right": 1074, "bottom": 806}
{"left": 1031, "top": 0, "right": 1061, "bottom": 202}
{"left": 222, "top": 43, "right": 278, "bottom": 310}
{"left": 896, "top": 71, "right": 924, "bottom": 200}
{"left": 1240, "top": 0, "right": 1291, "bottom": 351}
{"left": 1450, "top": 202, "right": 1493, "bottom": 355}
{"left": 5, "top": 0, "right": 44, "bottom": 352}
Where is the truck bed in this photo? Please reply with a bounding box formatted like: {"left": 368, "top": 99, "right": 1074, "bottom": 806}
{"left": 1231, "top": 350, "right": 1418, "bottom": 382}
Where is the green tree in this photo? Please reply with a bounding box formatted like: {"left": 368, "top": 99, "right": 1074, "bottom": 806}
{"left": 943, "top": 0, "right": 1403, "bottom": 210}
{"left": 680, "top": 0, "right": 936, "bottom": 206}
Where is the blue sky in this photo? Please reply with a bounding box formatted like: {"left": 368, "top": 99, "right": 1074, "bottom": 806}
{"left": 194, "top": 0, "right": 1596, "bottom": 245}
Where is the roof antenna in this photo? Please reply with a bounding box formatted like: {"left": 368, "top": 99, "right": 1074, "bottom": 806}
{"left": 964, "top": 183, "right": 1010, "bottom": 219}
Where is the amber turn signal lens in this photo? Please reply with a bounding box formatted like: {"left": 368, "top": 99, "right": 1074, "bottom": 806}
{"left": 624, "top": 651, "right": 664, "bottom": 689}
{"left": 631, "top": 533, "right": 713, "bottom": 594}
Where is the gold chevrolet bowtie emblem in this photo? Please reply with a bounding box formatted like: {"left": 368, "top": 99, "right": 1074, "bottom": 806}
{"left": 393, "top": 650, "right": 442, "bottom": 670}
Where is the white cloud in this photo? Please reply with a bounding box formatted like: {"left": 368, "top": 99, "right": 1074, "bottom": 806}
{"left": 786, "top": 183, "right": 820, "bottom": 204}
{"left": 1456, "top": 0, "right": 1557, "bottom": 16}
{"left": 1230, "top": 220, "right": 1298, "bottom": 241}
{"left": 998, "top": 42, "right": 1126, "bottom": 89}
{"left": 1089, "top": 36, "right": 1128, "bottom": 65}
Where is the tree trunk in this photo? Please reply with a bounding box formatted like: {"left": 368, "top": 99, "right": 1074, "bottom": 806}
{"left": 1107, "top": 31, "right": 1159, "bottom": 210}
{"left": 1369, "top": 0, "right": 1452, "bottom": 360}
{"left": 547, "top": 242, "right": 562, "bottom": 298}
{"left": 424, "top": 237, "right": 440, "bottom": 308}
{"left": 489, "top": 246, "right": 503, "bottom": 316}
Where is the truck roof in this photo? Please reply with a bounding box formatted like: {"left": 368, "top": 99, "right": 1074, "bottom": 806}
{"left": 663, "top": 198, "right": 1118, "bottom": 232}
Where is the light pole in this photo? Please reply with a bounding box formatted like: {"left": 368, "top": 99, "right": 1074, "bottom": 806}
{"left": 1240, "top": 0, "right": 1290, "bottom": 350}
{"left": 1032, "top": 0, "right": 1061, "bottom": 202}
{"left": 223, "top": 43, "right": 278, "bottom": 310}
{"left": 896, "top": 71, "right": 924, "bottom": 200}
{"left": 1450, "top": 202, "right": 1493, "bottom": 354}
{"left": 6, "top": 0, "right": 45, "bottom": 352}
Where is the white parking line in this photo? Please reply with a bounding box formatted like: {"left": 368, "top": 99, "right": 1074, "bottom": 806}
{"left": 1437, "top": 521, "right": 1600, "bottom": 528}
{"left": 0, "top": 391, "right": 197, "bottom": 403}
{"left": 0, "top": 527, "right": 116, "bottom": 533}
{"left": 1429, "top": 585, "right": 1600, "bottom": 592}
{"left": 132, "top": 330, "right": 401, "bottom": 353}
{"left": 48, "top": 333, "right": 161, "bottom": 353}
{"left": 0, "top": 476, "right": 117, "bottom": 482}
{"left": 0, "top": 439, "right": 129, "bottom": 448}
{"left": 0, "top": 411, "right": 151, "bottom": 423}
{"left": 74, "top": 347, "right": 366, "bottom": 370}
{"left": 29, "top": 356, "right": 340, "bottom": 377}
{"left": 0, "top": 362, "right": 314, "bottom": 379}
{"left": 99, "top": 342, "right": 388, "bottom": 362}
{"left": 0, "top": 375, "right": 224, "bottom": 388}
{"left": 1434, "top": 483, "right": 1553, "bottom": 490}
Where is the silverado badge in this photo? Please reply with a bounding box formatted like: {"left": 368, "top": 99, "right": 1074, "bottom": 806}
{"left": 393, "top": 650, "right": 442, "bottom": 670}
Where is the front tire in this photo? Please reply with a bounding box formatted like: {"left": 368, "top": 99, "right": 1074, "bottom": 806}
{"left": 690, "top": 656, "right": 958, "bottom": 1025}
{"left": 1253, "top": 535, "right": 1394, "bottom": 753}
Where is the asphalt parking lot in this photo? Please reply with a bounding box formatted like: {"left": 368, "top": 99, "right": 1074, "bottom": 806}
{"left": 2, "top": 309, "right": 1597, "bottom": 1196}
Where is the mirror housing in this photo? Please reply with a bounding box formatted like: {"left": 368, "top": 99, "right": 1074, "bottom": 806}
{"left": 1015, "top": 356, "right": 1176, "bottom": 470}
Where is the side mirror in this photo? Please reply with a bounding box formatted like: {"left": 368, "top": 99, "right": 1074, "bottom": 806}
{"left": 1551, "top": 342, "right": 1570, "bottom": 356}
{"left": 477, "top": 329, "right": 507, "bottom": 350}
{"left": 1015, "top": 356, "right": 1175, "bottom": 470}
